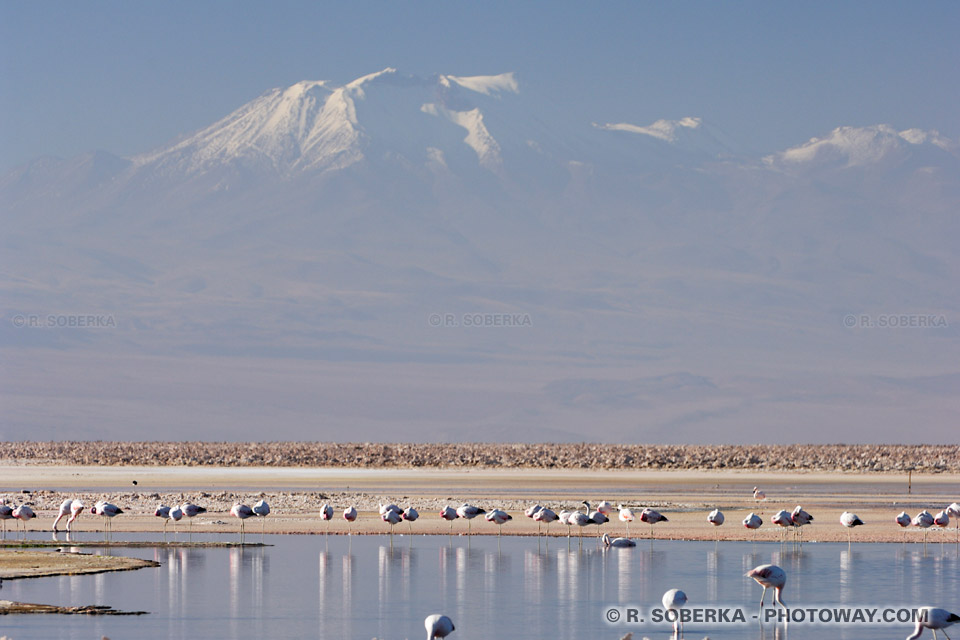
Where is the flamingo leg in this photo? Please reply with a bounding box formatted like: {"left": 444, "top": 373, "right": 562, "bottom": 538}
{"left": 775, "top": 588, "right": 786, "bottom": 609}
{"left": 759, "top": 585, "right": 767, "bottom": 607}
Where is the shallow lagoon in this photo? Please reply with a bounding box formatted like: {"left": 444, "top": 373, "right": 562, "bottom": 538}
{"left": 2, "top": 532, "right": 958, "bottom": 639}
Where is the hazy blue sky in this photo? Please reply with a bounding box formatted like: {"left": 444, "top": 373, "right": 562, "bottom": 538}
{"left": 2, "top": 1, "right": 959, "bottom": 171}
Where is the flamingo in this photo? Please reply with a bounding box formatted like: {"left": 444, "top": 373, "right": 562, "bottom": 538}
{"left": 91, "top": 502, "right": 122, "bottom": 535}
{"left": 569, "top": 510, "right": 592, "bottom": 542}
{"left": 425, "top": 613, "right": 455, "bottom": 639}
{"left": 602, "top": 532, "right": 636, "bottom": 548}
{"left": 382, "top": 508, "right": 402, "bottom": 536}
{"left": 948, "top": 502, "right": 960, "bottom": 545}
{"left": 402, "top": 507, "right": 419, "bottom": 533}
{"left": 791, "top": 505, "right": 813, "bottom": 542}
{"left": 662, "top": 588, "right": 688, "bottom": 635}
{"left": 772, "top": 510, "right": 794, "bottom": 542}
{"left": 933, "top": 510, "right": 950, "bottom": 546}
{"left": 746, "top": 564, "right": 787, "bottom": 609}
{"left": 526, "top": 504, "right": 544, "bottom": 534}
{"left": 896, "top": 511, "right": 912, "bottom": 542}
{"left": 342, "top": 506, "right": 357, "bottom": 534}
{"left": 253, "top": 500, "right": 270, "bottom": 533}
{"left": 320, "top": 504, "right": 335, "bottom": 535}
{"left": 533, "top": 507, "right": 558, "bottom": 536}
{"left": 12, "top": 505, "right": 35, "bottom": 537}
{"left": 456, "top": 504, "right": 485, "bottom": 535}
{"left": 0, "top": 503, "right": 14, "bottom": 538}
{"left": 596, "top": 501, "right": 615, "bottom": 516}
{"left": 584, "top": 501, "right": 609, "bottom": 538}
{"left": 841, "top": 511, "right": 864, "bottom": 543}
{"left": 640, "top": 508, "right": 668, "bottom": 538}
{"left": 53, "top": 499, "right": 84, "bottom": 532}
{"left": 558, "top": 510, "right": 574, "bottom": 539}
{"left": 753, "top": 487, "right": 766, "bottom": 502}
{"left": 168, "top": 505, "right": 183, "bottom": 532}
{"left": 181, "top": 503, "right": 206, "bottom": 531}
{"left": 913, "top": 510, "right": 934, "bottom": 544}
{"left": 707, "top": 508, "right": 724, "bottom": 541}
{"left": 618, "top": 505, "right": 635, "bottom": 537}
{"left": 484, "top": 509, "right": 511, "bottom": 536}
{"left": 155, "top": 504, "right": 171, "bottom": 531}
{"left": 906, "top": 607, "right": 959, "bottom": 640}
{"left": 439, "top": 505, "right": 458, "bottom": 534}
{"left": 231, "top": 503, "right": 254, "bottom": 536}
{"left": 743, "top": 513, "right": 763, "bottom": 541}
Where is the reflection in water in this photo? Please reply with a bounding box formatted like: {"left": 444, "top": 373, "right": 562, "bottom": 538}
{"left": 707, "top": 550, "right": 719, "bottom": 601}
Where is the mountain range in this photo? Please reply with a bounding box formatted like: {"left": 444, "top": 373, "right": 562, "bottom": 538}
{"left": 2, "top": 69, "right": 957, "bottom": 443}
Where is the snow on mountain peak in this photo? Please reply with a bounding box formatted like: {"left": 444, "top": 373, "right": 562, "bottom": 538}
{"left": 593, "top": 117, "right": 702, "bottom": 143}
{"left": 440, "top": 72, "right": 519, "bottom": 96}
{"left": 421, "top": 103, "right": 503, "bottom": 171}
{"left": 764, "top": 124, "right": 958, "bottom": 169}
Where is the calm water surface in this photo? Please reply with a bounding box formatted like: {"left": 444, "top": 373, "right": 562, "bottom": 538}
{"left": 2, "top": 532, "right": 958, "bottom": 639}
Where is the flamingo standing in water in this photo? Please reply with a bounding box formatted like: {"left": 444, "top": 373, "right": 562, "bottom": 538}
{"left": 913, "top": 510, "right": 934, "bottom": 544}
{"left": 0, "top": 503, "right": 13, "bottom": 538}
{"left": 533, "top": 507, "right": 558, "bottom": 536}
{"left": 933, "top": 510, "right": 950, "bottom": 547}
{"left": 456, "top": 504, "right": 485, "bottom": 535}
{"left": 525, "top": 504, "right": 543, "bottom": 533}
{"left": 841, "top": 511, "right": 864, "bottom": 543}
{"left": 640, "top": 508, "right": 668, "bottom": 538}
{"left": 155, "top": 504, "right": 171, "bottom": 531}
{"left": 948, "top": 503, "right": 960, "bottom": 544}
{"left": 896, "top": 512, "right": 912, "bottom": 542}
{"left": 743, "top": 513, "right": 763, "bottom": 542}
{"left": 168, "top": 505, "right": 183, "bottom": 532}
{"left": 382, "top": 508, "right": 402, "bottom": 536}
{"left": 618, "top": 505, "right": 635, "bottom": 537}
{"left": 343, "top": 506, "right": 357, "bottom": 534}
{"left": 253, "top": 500, "right": 270, "bottom": 533}
{"left": 379, "top": 503, "right": 402, "bottom": 518}
{"left": 584, "top": 501, "right": 609, "bottom": 539}
{"left": 181, "top": 503, "right": 206, "bottom": 531}
{"left": 439, "top": 506, "right": 458, "bottom": 534}
{"left": 53, "top": 499, "right": 84, "bottom": 532}
{"left": 402, "top": 507, "right": 419, "bottom": 533}
{"left": 746, "top": 564, "right": 787, "bottom": 610}
{"left": 791, "top": 505, "right": 813, "bottom": 542}
{"left": 484, "top": 509, "right": 511, "bottom": 536}
{"left": 320, "top": 504, "right": 334, "bottom": 536}
{"left": 558, "top": 510, "right": 574, "bottom": 539}
{"left": 91, "top": 502, "right": 123, "bottom": 535}
{"left": 708, "top": 508, "right": 724, "bottom": 541}
{"left": 772, "top": 510, "right": 794, "bottom": 542}
{"left": 12, "top": 505, "right": 35, "bottom": 537}
{"left": 231, "top": 503, "right": 254, "bottom": 536}
{"left": 569, "top": 510, "right": 591, "bottom": 543}
{"left": 906, "top": 607, "right": 959, "bottom": 640}
{"left": 424, "top": 613, "right": 455, "bottom": 639}
{"left": 662, "top": 588, "right": 688, "bottom": 636}
{"left": 596, "top": 501, "right": 615, "bottom": 517}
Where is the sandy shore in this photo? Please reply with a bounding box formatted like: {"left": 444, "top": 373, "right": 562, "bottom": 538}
{"left": 2, "top": 465, "right": 957, "bottom": 544}
{"left": 0, "top": 549, "right": 158, "bottom": 580}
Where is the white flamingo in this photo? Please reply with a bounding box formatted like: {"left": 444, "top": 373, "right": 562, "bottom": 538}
{"left": 12, "top": 505, "right": 35, "bottom": 537}
{"left": 484, "top": 509, "right": 512, "bottom": 536}
{"left": 382, "top": 508, "right": 402, "bottom": 536}
{"left": 0, "top": 504, "right": 13, "bottom": 538}
{"left": 53, "top": 499, "right": 84, "bottom": 532}
{"left": 596, "top": 501, "right": 614, "bottom": 516}
{"left": 456, "top": 504, "right": 485, "bottom": 535}
{"left": 533, "top": 507, "right": 558, "bottom": 536}
{"left": 91, "top": 502, "right": 123, "bottom": 535}
{"left": 439, "top": 506, "right": 458, "bottom": 534}
{"left": 896, "top": 511, "right": 912, "bottom": 542}
{"left": 253, "top": 500, "right": 270, "bottom": 533}
{"left": 913, "top": 510, "right": 934, "bottom": 543}
{"left": 746, "top": 564, "right": 787, "bottom": 609}
{"left": 948, "top": 503, "right": 960, "bottom": 544}
{"left": 601, "top": 532, "right": 636, "bottom": 547}
{"left": 181, "top": 503, "right": 206, "bottom": 531}
{"left": 772, "top": 510, "right": 794, "bottom": 542}
{"left": 343, "top": 506, "right": 357, "bottom": 534}
{"left": 569, "top": 510, "right": 592, "bottom": 542}
{"left": 753, "top": 487, "right": 766, "bottom": 502}
{"left": 584, "top": 501, "right": 609, "bottom": 538}
{"left": 231, "top": 503, "right": 254, "bottom": 535}
{"left": 168, "top": 505, "right": 183, "bottom": 532}
{"left": 841, "top": 511, "right": 864, "bottom": 543}
{"left": 155, "top": 504, "right": 171, "bottom": 531}
{"left": 402, "top": 507, "right": 419, "bottom": 533}
{"left": 662, "top": 588, "right": 688, "bottom": 635}
{"left": 320, "top": 504, "right": 334, "bottom": 535}
{"left": 933, "top": 510, "right": 950, "bottom": 546}
{"left": 743, "top": 513, "right": 763, "bottom": 541}
{"left": 708, "top": 508, "right": 724, "bottom": 540}
{"left": 425, "top": 613, "right": 455, "bottom": 639}
{"left": 906, "top": 607, "right": 959, "bottom": 640}
{"left": 640, "top": 508, "right": 668, "bottom": 538}
{"left": 618, "top": 504, "right": 635, "bottom": 537}
{"left": 558, "top": 510, "right": 574, "bottom": 539}
{"left": 526, "top": 504, "right": 544, "bottom": 534}
{"left": 379, "top": 503, "right": 402, "bottom": 517}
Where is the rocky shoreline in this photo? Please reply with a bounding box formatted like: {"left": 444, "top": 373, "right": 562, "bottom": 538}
{"left": 2, "top": 442, "right": 957, "bottom": 472}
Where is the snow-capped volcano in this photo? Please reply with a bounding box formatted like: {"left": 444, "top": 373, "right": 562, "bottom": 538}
{"left": 133, "top": 69, "right": 521, "bottom": 178}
